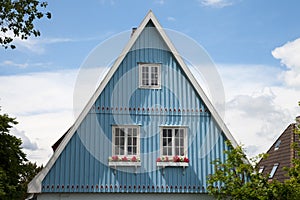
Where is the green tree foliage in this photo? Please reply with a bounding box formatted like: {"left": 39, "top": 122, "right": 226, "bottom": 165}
{"left": 0, "top": 111, "right": 42, "bottom": 199}
{"left": 0, "top": 0, "right": 51, "bottom": 49}
{"left": 207, "top": 141, "right": 272, "bottom": 200}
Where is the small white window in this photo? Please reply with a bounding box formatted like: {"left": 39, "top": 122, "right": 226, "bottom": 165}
{"left": 269, "top": 163, "right": 279, "bottom": 179}
{"left": 139, "top": 63, "right": 161, "bottom": 89}
{"left": 112, "top": 125, "right": 140, "bottom": 157}
{"left": 258, "top": 166, "right": 264, "bottom": 173}
{"left": 274, "top": 140, "right": 281, "bottom": 151}
{"left": 160, "top": 127, "right": 187, "bottom": 158}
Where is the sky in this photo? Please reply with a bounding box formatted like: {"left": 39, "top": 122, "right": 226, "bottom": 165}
{"left": 1, "top": 0, "right": 300, "bottom": 165}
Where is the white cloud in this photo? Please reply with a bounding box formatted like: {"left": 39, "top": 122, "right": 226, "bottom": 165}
{"left": 199, "top": 0, "right": 234, "bottom": 8}
{"left": 218, "top": 63, "right": 300, "bottom": 157}
{"left": 0, "top": 70, "right": 77, "bottom": 164}
{"left": 0, "top": 69, "right": 77, "bottom": 116}
{"left": 0, "top": 60, "right": 29, "bottom": 68}
{"left": 167, "top": 17, "right": 176, "bottom": 21}
{"left": 154, "top": 0, "right": 165, "bottom": 5}
{"left": 272, "top": 38, "right": 300, "bottom": 88}
{"left": 10, "top": 128, "right": 38, "bottom": 151}
{"left": 13, "top": 37, "right": 74, "bottom": 54}
{"left": 0, "top": 60, "right": 52, "bottom": 69}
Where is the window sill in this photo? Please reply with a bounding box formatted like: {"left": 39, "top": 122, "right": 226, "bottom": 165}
{"left": 156, "top": 162, "right": 189, "bottom": 167}
{"left": 108, "top": 161, "right": 141, "bottom": 167}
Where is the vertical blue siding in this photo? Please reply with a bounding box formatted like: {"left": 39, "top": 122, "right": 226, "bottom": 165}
{"left": 41, "top": 22, "right": 230, "bottom": 193}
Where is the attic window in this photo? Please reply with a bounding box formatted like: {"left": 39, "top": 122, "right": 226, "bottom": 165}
{"left": 139, "top": 63, "right": 161, "bottom": 89}
{"left": 269, "top": 163, "right": 279, "bottom": 179}
{"left": 274, "top": 140, "right": 281, "bottom": 151}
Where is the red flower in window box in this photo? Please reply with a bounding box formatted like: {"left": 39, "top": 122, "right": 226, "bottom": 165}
{"left": 183, "top": 157, "right": 189, "bottom": 163}
{"left": 131, "top": 156, "right": 137, "bottom": 162}
{"left": 156, "top": 157, "right": 161, "bottom": 162}
{"left": 173, "top": 155, "right": 180, "bottom": 162}
{"left": 122, "top": 156, "right": 128, "bottom": 161}
{"left": 112, "top": 155, "right": 119, "bottom": 161}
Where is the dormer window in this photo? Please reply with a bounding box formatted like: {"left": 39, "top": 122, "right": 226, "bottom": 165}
{"left": 139, "top": 63, "right": 161, "bottom": 89}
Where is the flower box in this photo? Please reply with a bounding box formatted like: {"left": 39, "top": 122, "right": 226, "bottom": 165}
{"left": 156, "top": 162, "right": 188, "bottom": 167}
{"left": 108, "top": 156, "right": 141, "bottom": 167}
{"left": 108, "top": 161, "right": 141, "bottom": 167}
{"left": 156, "top": 156, "right": 189, "bottom": 167}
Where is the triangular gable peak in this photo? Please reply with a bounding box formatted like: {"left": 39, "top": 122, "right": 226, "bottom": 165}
{"left": 28, "top": 10, "right": 238, "bottom": 193}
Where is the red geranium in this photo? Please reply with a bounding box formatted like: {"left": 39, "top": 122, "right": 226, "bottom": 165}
{"left": 131, "top": 156, "right": 137, "bottom": 162}
{"left": 112, "top": 155, "right": 119, "bottom": 161}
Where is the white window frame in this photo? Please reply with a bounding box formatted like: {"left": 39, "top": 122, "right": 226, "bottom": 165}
{"left": 112, "top": 125, "right": 140, "bottom": 158}
{"left": 160, "top": 126, "right": 188, "bottom": 159}
{"left": 139, "top": 63, "right": 161, "bottom": 89}
{"left": 269, "top": 163, "right": 279, "bottom": 179}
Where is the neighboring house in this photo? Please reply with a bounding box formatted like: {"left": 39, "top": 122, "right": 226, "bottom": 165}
{"left": 28, "top": 11, "right": 239, "bottom": 200}
{"left": 257, "top": 117, "right": 300, "bottom": 182}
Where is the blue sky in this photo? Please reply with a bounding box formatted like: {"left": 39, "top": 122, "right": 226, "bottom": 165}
{"left": 1, "top": 0, "right": 300, "bottom": 164}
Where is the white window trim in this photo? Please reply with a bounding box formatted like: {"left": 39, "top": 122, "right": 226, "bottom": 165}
{"left": 112, "top": 125, "right": 140, "bottom": 158}
{"left": 159, "top": 126, "right": 188, "bottom": 159}
{"left": 139, "top": 63, "right": 161, "bottom": 89}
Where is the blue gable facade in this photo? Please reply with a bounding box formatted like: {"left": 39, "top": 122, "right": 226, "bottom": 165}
{"left": 28, "top": 11, "right": 235, "bottom": 199}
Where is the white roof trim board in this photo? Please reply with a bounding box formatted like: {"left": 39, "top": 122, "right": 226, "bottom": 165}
{"left": 28, "top": 10, "right": 238, "bottom": 193}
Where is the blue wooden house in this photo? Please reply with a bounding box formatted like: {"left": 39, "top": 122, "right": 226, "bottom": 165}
{"left": 28, "top": 11, "right": 238, "bottom": 200}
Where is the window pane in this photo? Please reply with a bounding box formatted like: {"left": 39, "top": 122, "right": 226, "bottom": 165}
{"left": 132, "top": 147, "right": 137, "bottom": 154}
{"left": 180, "top": 138, "right": 184, "bottom": 146}
{"left": 175, "top": 129, "right": 179, "bottom": 136}
{"left": 133, "top": 128, "right": 137, "bottom": 136}
{"left": 180, "top": 147, "right": 184, "bottom": 156}
{"left": 115, "top": 128, "right": 119, "bottom": 137}
{"left": 142, "top": 66, "right": 148, "bottom": 72}
{"left": 119, "top": 146, "right": 124, "bottom": 155}
{"left": 120, "top": 137, "right": 125, "bottom": 146}
{"left": 127, "top": 146, "right": 132, "bottom": 155}
{"left": 115, "top": 137, "right": 119, "bottom": 145}
{"left": 163, "top": 129, "right": 167, "bottom": 137}
{"left": 179, "top": 129, "right": 184, "bottom": 137}
{"left": 120, "top": 128, "right": 125, "bottom": 137}
{"left": 167, "top": 147, "right": 172, "bottom": 156}
{"left": 175, "top": 147, "right": 179, "bottom": 155}
{"left": 167, "top": 137, "right": 172, "bottom": 146}
{"left": 168, "top": 129, "right": 172, "bottom": 137}
{"left": 115, "top": 147, "right": 119, "bottom": 155}
{"left": 163, "top": 147, "right": 168, "bottom": 155}
{"left": 163, "top": 138, "right": 167, "bottom": 146}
